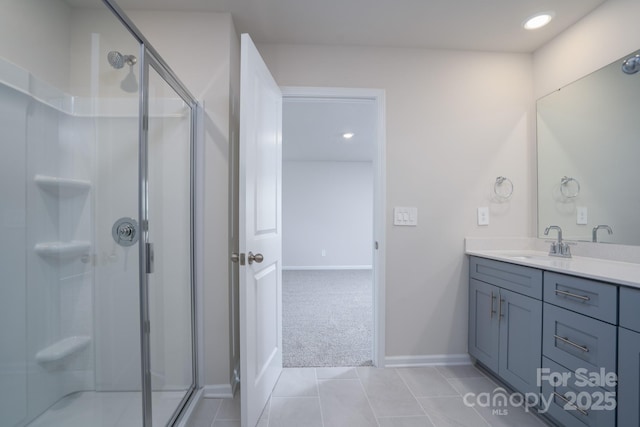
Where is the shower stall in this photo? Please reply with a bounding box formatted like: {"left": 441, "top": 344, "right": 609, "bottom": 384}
{"left": 1, "top": 0, "right": 199, "bottom": 426}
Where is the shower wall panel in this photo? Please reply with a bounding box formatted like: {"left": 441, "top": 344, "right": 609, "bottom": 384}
{"left": 93, "top": 115, "right": 141, "bottom": 392}
{"left": 25, "top": 89, "right": 95, "bottom": 423}
{"left": 0, "top": 59, "right": 96, "bottom": 425}
{"left": 0, "top": 81, "right": 29, "bottom": 427}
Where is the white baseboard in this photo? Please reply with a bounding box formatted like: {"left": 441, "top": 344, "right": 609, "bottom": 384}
{"left": 203, "top": 383, "right": 234, "bottom": 399}
{"left": 384, "top": 354, "right": 472, "bottom": 368}
{"left": 283, "top": 265, "right": 372, "bottom": 271}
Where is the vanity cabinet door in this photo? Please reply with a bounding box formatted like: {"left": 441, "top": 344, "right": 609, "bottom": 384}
{"left": 498, "top": 289, "right": 542, "bottom": 396}
{"left": 618, "top": 327, "right": 640, "bottom": 427}
{"left": 620, "top": 287, "right": 640, "bottom": 333}
{"left": 469, "top": 279, "right": 542, "bottom": 396}
{"left": 469, "top": 278, "right": 499, "bottom": 373}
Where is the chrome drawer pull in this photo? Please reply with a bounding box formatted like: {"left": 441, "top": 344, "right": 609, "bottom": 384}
{"left": 554, "top": 289, "right": 590, "bottom": 301}
{"left": 554, "top": 335, "right": 589, "bottom": 353}
{"left": 553, "top": 392, "right": 589, "bottom": 417}
{"left": 490, "top": 292, "right": 496, "bottom": 319}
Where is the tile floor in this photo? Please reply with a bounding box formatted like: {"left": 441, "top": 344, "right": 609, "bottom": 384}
{"left": 187, "top": 365, "right": 551, "bottom": 427}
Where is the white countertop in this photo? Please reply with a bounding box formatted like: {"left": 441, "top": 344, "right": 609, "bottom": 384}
{"left": 466, "top": 248, "right": 640, "bottom": 288}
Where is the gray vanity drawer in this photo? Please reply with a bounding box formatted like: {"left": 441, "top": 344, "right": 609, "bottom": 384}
{"left": 543, "top": 304, "right": 616, "bottom": 380}
{"left": 469, "top": 256, "right": 542, "bottom": 299}
{"left": 620, "top": 286, "right": 640, "bottom": 333}
{"left": 541, "top": 357, "right": 616, "bottom": 427}
{"left": 543, "top": 272, "right": 617, "bottom": 324}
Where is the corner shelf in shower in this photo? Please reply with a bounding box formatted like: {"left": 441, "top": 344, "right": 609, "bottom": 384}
{"left": 35, "top": 336, "right": 91, "bottom": 363}
{"left": 34, "top": 241, "right": 91, "bottom": 259}
{"left": 34, "top": 174, "right": 91, "bottom": 197}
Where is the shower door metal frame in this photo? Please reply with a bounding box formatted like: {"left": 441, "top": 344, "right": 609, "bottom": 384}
{"left": 101, "top": 1, "right": 200, "bottom": 426}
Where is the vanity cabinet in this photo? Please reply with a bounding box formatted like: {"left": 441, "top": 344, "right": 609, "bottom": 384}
{"left": 467, "top": 253, "right": 639, "bottom": 426}
{"left": 618, "top": 287, "right": 640, "bottom": 427}
{"left": 468, "top": 257, "right": 542, "bottom": 396}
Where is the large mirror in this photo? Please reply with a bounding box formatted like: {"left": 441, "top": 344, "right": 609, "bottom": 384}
{"left": 537, "top": 49, "right": 640, "bottom": 245}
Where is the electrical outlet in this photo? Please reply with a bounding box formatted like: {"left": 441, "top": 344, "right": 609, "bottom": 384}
{"left": 577, "top": 207, "right": 588, "bottom": 225}
{"left": 477, "top": 207, "right": 489, "bottom": 226}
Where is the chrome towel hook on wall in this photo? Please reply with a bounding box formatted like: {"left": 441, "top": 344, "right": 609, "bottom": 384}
{"left": 494, "top": 176, "right": 513, "bottom": 200}
{"left": 560, "top": 176, "right": 580, "bottom": 198}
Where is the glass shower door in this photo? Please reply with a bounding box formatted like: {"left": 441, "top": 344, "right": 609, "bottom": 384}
{"left": 144, "top": 56, "right": 196, "bottom": 426}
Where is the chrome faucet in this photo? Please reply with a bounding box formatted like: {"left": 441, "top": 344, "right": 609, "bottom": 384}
{"left": 544, "top": 225, "right": 572, "bottom": 258}
{"left": 592, "top": 225, "right": 613, "bottom": 242}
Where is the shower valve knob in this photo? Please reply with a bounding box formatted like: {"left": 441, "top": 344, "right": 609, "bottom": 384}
{"left": 112, "top": 217, "right": 140, "bottom": 247}
{"left": 118, "top": 224, "right": 134, "bottom": 239}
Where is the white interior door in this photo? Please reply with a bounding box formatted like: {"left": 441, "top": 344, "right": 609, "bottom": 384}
{"left": 239, "top": 33, "right": 283, "bottom": 427}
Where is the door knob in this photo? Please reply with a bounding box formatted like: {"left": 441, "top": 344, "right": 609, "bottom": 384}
{"left": 247, "top": 252, "right": 264, "bottom": 264}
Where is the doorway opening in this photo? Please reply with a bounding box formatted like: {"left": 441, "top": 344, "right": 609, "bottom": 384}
{"left": 281, "top": 87, "right": 386, "bottom": 368}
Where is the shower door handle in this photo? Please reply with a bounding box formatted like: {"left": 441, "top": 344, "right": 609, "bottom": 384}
{"left": 146, "top": 243, "right": 154, "bottom": 273}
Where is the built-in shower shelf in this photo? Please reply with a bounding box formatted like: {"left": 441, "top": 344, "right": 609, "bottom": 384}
{"left": 34, "top": 241, "right": 91, "bottom": 258}
{"left": 34, "top": 174, "right": 91, "bottom": 196}
{"left": 35, "top": 336, "right": 91, "bottom": 363}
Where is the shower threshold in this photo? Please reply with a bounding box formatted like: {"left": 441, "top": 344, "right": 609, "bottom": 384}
{"left": 27, "top": 390, "right": 187, "bottom": 427}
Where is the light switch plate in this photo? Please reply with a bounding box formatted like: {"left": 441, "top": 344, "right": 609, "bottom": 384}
{"left": 394, "top": 207, "right": 418, "bottom": 226}
{"left": 477, "top": 207, "right": 489, "bottom": 226}
{"left": 577, "top": 207, "right": 588, "bottom": 225}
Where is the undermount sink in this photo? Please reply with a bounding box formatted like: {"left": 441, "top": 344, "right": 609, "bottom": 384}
{"left": 508, "top": 255, "right": 551, "bottom": 260}
{"left": 492, "top": 252, "right": 556, "bottom": 262}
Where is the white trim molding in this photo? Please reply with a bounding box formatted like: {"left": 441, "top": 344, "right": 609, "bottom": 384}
{"left": 282, "top": 265, "right": 372, "bottom": 271}
{"left": 385, "top": 354, "right": 472, "bottom": 368}
{"left": 281, "top": 86, "right": 387, "bottom": 370}
{"left": 203, "top": 384, "right": 235, "bottom": 399}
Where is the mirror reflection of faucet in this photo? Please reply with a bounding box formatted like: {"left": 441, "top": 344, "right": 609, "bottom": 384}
{"left": 544, "top": 225, "right": 573, "bottom": 258}
{"left": 592, "top": 225, "right": 613, "bottom": 242}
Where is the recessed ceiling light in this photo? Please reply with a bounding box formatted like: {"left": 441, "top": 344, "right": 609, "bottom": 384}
{"left": 342, "top": 132, "right": 355, "bottom": 139}
{"left": 523, "top": 12, "right": 554, "bottom": 30}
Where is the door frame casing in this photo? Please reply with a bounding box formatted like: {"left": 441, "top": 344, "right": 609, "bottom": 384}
{"left": 280, "top": 86, "right": 387, "bottom": 367}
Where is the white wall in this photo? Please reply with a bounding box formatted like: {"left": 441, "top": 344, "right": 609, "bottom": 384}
{"left": 533, "top": 0, "right": 640, "bottom": 98}
{"left": 283, "top": 161, "right": 373, "bottom": 269}
{"left": 258, "top": 43, "right": 534, "bottom": 359}
{"left": 0, "top": 0, "right": 71, "bottom": 92}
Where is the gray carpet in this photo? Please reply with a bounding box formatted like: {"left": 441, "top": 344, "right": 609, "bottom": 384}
{"left": 282, "top": 269, "right": 373, "bottom": 367}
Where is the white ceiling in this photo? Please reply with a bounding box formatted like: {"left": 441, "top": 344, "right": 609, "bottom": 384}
{"left": 283, "top": 98, "right": 377, "bottom": 162}
{"left": 76, "top": 0, "right": 609, "bottom": 53}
